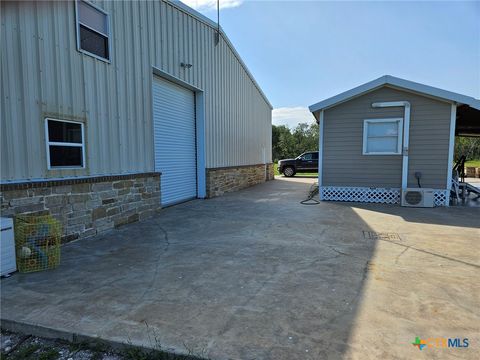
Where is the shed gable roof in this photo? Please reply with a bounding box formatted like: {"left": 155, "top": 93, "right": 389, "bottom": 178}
{"left": 309, "top": 75, "right": 480, "bottom": 115}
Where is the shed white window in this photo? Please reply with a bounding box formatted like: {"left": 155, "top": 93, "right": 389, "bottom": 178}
{"left": 76, "top": 0, "right": 110, "bottom": 61}
{"left": 45, "top": 119, "right": 85, "bottom": 169}
{"left": 363, "top": 118, "right": 403, "bottom": 155}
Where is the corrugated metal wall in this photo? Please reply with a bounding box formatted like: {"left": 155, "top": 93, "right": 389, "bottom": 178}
{"left": 1, "top": 0, "right": 272, "bottom": 182}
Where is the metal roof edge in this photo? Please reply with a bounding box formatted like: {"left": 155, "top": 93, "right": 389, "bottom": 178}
{"left": 168, "top": 0, "right": 219, "bottom": 29}
{"left": 308, "top": 76, "right": 387, "bottom": 113}
{"left": 168, "top": 1, "right": 273, "bottom": 109}
{"left": 309, "top": 75, "right": 480, "bottom": 113}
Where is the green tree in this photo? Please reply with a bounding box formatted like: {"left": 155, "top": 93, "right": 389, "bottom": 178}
{"left": 272, "top": 122, "right": 319, "bottom": 162}
{"left": 291, "top": 122, "right": 318, "bottom": 155}
{"left": 454, "top": 137, "right": 480, "bottom": 161}
{"left": 272, "top": 125, "right": 292, "bottom": 161}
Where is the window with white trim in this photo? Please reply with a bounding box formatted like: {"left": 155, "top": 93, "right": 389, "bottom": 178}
{"left": 76, "top": 0, "right": 110, "bottom": 61}
{"left": 45, "top": 119, "right": 85, "bottom": 169}
{"left": 363, "top": 118, "right": 403, "bottom": 155}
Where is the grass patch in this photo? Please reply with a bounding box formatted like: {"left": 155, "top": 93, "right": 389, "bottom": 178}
{"left": 122, "top": 345, "right": 206, "bottom": 360}
{"left": 9, "top": 344, "right": 41, "bottom": 360}
{"left": 297, "top": 173, "right": 318, "bottom": 177}
{"left": 465, "top": 159, "right": 480, "bottom": 167}
{"left": 2, "top": 326, "right": 209, "bottom": 360}
{"left": 274, "top": 166, "right": 318, "bottom": 178}
{"left": 38, "top": 349, "right": 60, "bottom": 360}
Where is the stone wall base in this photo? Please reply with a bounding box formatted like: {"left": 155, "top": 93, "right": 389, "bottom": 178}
{"left": 266, "top": 163, "right": 275, "bottom": 181}
{"left": 206, "top": 163, "right": 274, "bottom": 198}
{"left": 0, "top": 173, "right": 161, "bottom": 242}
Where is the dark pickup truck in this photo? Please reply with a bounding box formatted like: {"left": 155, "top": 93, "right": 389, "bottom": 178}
{"left": 277, "top": 151, "right": 319, "bottom": 177}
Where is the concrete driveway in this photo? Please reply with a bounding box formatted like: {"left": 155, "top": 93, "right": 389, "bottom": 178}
{"left": 1, "top": 177, "right": 479, "bottom": 359}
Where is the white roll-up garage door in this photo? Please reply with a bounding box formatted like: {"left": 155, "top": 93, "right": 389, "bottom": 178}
{"left": 153, "top": 76, "right": 197, "bottom": 206}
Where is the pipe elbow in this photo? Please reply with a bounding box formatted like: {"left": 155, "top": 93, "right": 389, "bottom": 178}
{"left": 371, "top": 101, "right": 410, "bottom": 108}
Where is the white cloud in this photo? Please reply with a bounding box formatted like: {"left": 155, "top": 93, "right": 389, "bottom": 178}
{"left": 181, "top": 0, "right": 243, "bottom": 11}
{"left": 272, "top": 107, "right": 316, "bottom": 129}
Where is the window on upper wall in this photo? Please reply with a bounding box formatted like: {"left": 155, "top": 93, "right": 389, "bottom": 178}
{"left": 45, "top": 119, "right": 86, "bottom": 169}
{"left": 76, "top": 0, "right": 110, "bottom": 61}
{"left": 363, "top": 118, "right": 403, "bottom": 155}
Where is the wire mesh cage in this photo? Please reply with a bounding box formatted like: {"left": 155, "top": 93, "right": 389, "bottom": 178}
{"left": 14, "top": 214, "right": 61, "bottom": 273}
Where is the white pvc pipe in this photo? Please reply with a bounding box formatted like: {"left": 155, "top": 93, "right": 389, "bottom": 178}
{"left": 318, "top": 110, "right": 324, "bottom": 200}
{"left": 372, "top": 101, "right": 411, "bottom": 190}
{"left": 446, "top": 104, "right": 457, "bottom": 203}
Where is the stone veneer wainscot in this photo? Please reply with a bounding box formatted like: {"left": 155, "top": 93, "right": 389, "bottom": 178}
{"left": 0, "top": 173, "right": 161, "bottom": 242}
{"left": 206, "top": 163, "right": 274, "bottom": 198}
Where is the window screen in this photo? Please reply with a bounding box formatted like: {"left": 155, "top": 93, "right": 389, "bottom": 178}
{"left": 47, "top": 120, "right": 83, "bottom": 143}
{"left": 78, "top": 0, "right": 108, "bottom": 34}
{"left": 363, "top": 119, "right": 402, "bottom": 155}
{"left": 77, "top": 1, "right": 109, "bottom": 60}
{"left": 45, "top": 119, "right": 85, "bottom": 168}
{"left": 79, "top": 26, "right": 109, "bottom": 59}
{"left": 49, "top": 146, "right": 84, "bottom": 167}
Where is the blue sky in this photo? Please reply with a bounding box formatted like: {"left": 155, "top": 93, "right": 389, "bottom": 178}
{"left": 182, "top": 0, "right": 480, "bottom": 128}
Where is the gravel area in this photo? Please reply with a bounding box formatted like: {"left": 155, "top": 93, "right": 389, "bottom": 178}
{"left": 1, "top": 330, "right": 121, "bottom": 360}
{"left": 0, "top": 330, "right": 204, "bottom": 360}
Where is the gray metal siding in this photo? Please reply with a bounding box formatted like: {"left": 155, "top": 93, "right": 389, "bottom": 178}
{"left": 1, "top": 0, "right": 272, "bottom": 182}
{"left": 322, "top": 86, "right": 451, "bottom": 189}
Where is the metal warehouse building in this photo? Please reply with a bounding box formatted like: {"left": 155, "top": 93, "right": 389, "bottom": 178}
{"left": 1, "top": 0, "right": 273, "bottom": 240}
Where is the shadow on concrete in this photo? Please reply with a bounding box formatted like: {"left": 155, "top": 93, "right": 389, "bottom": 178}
{"left": 344, "top": 201, "right": 480, "bottom": 229}
{"left": 276, "top": 174, "right": 318, "bottom": 179}
{"left": 294, "top": 175, "right": 318, "bottom": 179}
{"left": 1, "top": 177, "right": 380, "bottom": 359}
{"left": 2, "top": 178, "right": 478, "bottom": 359}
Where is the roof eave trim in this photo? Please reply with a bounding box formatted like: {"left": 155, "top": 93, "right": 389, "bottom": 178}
{"left": 308, "top": 76, "right": 388, "bottom": 113}
{"left": 309, "top": 75, "right": 480, "bottom": 113}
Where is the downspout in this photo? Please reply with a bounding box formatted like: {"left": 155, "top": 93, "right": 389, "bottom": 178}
{"left": 371, "top": 101, "right": 411, "bottom": 190}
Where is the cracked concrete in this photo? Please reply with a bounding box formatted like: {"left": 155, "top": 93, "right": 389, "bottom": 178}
{"left": 1, "top": 177, "right": 479, "bottom": 359}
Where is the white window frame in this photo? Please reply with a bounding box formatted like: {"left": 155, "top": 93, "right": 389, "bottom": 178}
{"left": 45, "top": 118, "right": 86, "bottom": 170}
{"left": 362, "top": 118, "right": 403, "bottom": 155}
{"left": 75, "top": 0, "right": 111, "bottom": 63}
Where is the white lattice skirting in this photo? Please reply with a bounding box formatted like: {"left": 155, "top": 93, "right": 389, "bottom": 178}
{"left": 321, "top": 187, "right": 449, "bottom": 206}
{"left": 321, "top": 187, "right": 400, "bottom": 204}
{"left": 432, "top": 190, "right": 449, "bottom": 206}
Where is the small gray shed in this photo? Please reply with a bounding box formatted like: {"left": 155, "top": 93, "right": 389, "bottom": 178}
{"left": 309, "top": 75, "right": 480, "bottom": 206}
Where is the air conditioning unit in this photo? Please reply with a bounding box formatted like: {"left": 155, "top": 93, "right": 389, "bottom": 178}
{"left": 401, "top": 188, "right": 435, "bottom": 207}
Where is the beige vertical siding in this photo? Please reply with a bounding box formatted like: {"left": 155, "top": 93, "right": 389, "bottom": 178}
{"left": 1, "top": 0, "right": 272, "bottom": 182}
{"left": 322, "top": 86, "right": 451, "bottom": 189}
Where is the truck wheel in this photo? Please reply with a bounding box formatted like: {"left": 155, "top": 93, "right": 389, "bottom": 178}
{"left": 283, "top": 166, "right": 295, "bottom": 177}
